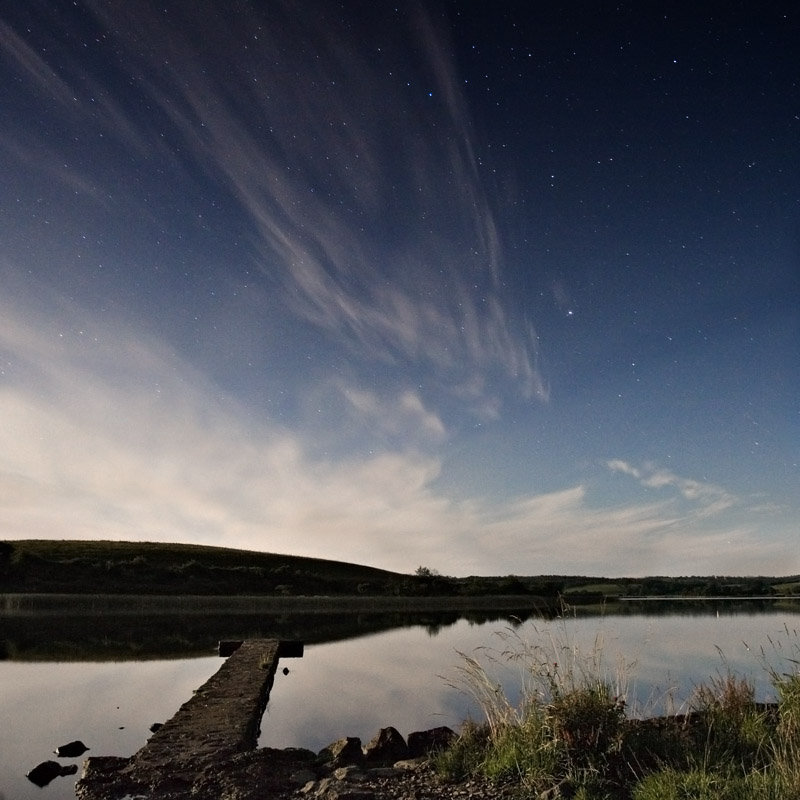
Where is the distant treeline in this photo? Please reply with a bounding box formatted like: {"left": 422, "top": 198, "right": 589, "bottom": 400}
{"left": 1, "top": 540, "right": 798, "bottom": 599}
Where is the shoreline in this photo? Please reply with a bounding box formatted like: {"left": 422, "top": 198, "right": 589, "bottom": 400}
{"left": 0, "top": 592, "right": 555, "bottom": 614}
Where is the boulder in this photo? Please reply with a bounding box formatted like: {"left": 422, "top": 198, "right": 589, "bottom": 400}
{"left": 27, "top": 760, "right": 78, "bottom": 787}
{"left": 318, "top": 736, "right": 364, "bottom": 768}
{"left": 362, "top": 727, "right": 408, "bottom": 764}
{"left": 55, "top": 740, "right": 90, "bottom": 757}
{"left": 407, "top": 726, "right": 456, "bottom": 757}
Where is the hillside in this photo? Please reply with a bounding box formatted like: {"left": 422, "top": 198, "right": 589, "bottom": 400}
{"left": 1, "top": 540, "right": 797, "bottom": 599}
{"left": 0, "top": 539, "right": 408, "bottom": 596}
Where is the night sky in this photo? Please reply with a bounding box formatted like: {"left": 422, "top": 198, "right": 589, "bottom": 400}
{"left": 1, "top": 1, "right": 797, "bottom": 576}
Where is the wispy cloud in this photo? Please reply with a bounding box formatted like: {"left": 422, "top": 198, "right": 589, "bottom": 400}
{"left": 0, "top": 19, "right": 78, "bottom": 109}
{"left": 4, "top": 0, "right": 546, "bottom": 413}
{"left": 342, "top": 386, "right": 446, "bottom": 443}
{"left": 607, "top": 459, "right": 737, "bottom": 517}
{"left": 0, "top": 16, "right": 156, "bottom": 167}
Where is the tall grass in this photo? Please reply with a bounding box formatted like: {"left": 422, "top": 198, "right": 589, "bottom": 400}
{"left": 438, "top": 612, "right": 633, "bottom": 796}
{"left": 436, "top": 613, "right": 800, "bottom": 800}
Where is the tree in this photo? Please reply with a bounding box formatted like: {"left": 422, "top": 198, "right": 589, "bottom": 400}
{"left": 415, "top": 565, "right": 439, "bottom": 578}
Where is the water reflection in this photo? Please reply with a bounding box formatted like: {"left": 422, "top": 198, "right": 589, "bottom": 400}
{"left": 2, "top": 599, "right": 800, "bottom": 800}
{"left": 0, "top": 594, "right": 541, "bottom": 660}
{"left": 1, "top": 657, "right": 220, "bottom": 800}
{"left": 257, "top": 609, "right": 800, "bottom": 752}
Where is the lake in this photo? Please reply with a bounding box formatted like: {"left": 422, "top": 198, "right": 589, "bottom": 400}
{"left": 2, "top": 597, "right": 800, "bottom": 800}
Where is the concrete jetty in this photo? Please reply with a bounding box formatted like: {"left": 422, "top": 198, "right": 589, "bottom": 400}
{"left": 76, "top": 639, "right": 303, "bottom": 800}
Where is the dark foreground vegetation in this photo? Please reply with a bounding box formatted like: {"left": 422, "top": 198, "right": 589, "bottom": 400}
{"left": 433, "top": 624, "right": 800, "bottom": 800}
{"left": 2, "top": 539, "right": 799, "bottom": 599}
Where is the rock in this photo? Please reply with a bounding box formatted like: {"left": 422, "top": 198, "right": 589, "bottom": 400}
{"left": 318, "top": 736, "right": 364, "bottom": 768}
{"left": 328, "top": 790, "right": 373, "bottom": 800}
{"left": 365, "top": 766, "right": 403, "bottom": 779}
{"left": 407, "top": 726, "right": 456, "bottom": 757}
{"left": 27, "top": 760, "right": 78, "bottom": 787}
{"left": 284, "top": 746, "right": 318, "bottom": 761}
{"left": 313, "top": 779, "right": 374, "bottom": 800}
{"left": 314, "top": 776, "right": 339, "bottom": 795}
{"left": 149, "top": 722, "right": 163, "bottom": 733}
{"left": 291, "top": 768, "right": 318, "bottom": 785}
{"left": 393, "top": 757, "right": 428, "bottom": 770}
{"left": 362, "top": 726, "right": 408, "bottom": 764}
{"left": 55, "top": 739, "right": 90, "bottom": 757}
{"left": 309, "top": 776, "right": 374, "bottom": 798}
{"left": 333, "top": 765, "right": 366, "bottom": 781}
{"left": 77, "top": 754, "right": 130, "bottom": 783}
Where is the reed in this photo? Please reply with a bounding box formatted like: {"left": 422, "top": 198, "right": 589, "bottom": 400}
{"left": 437, "top": 611, "right": 632, "bottom": 796}
{"left": 437, "top": 612, "right": 800, "bottom": 800}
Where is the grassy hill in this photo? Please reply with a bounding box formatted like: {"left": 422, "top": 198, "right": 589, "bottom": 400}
{"left": 0, "top": 539, "right": 563, "bottom": 598}
{"left": 1, "top": 539, "right": 797, "bottom": 599}
{"left": 0, "top": 539, "right": 409, "bottom": 596}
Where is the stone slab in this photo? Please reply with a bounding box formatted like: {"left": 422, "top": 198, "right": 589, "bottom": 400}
{"left": 76, "top": 638, "right": 302, "bottom": 799}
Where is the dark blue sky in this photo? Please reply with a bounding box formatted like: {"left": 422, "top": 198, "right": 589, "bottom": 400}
{"left": 1, "top": 1, "right": 797, "bottom": 575}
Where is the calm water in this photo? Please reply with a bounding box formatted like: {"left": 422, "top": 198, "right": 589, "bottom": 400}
{"left": 2, "top": 599, "right": 800, "bottom": 800}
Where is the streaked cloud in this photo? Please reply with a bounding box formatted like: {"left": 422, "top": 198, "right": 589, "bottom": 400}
{"left": 31, "top": 0, "right": 545, "bottom": 413}
{"left": 0, "top": 19, "right": 77, "bottom": 109}
{"left": 607, "top": 459, "right": 737, "bottom": 518}
{"left": 342, "top": 386, "right": 446, "bottom": 443}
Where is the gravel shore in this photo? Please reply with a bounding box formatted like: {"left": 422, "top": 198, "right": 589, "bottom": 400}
{"left": 213, "top": 748, "right": 517, "bottom": 800}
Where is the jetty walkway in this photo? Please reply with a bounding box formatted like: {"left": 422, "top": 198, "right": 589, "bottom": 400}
{"left": 76, "top": 639, "right": 303, "bottom": 799}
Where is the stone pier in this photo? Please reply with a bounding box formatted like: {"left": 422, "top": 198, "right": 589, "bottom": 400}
{"left": 76, "top": 639, "right": 303, "bottom": 800}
